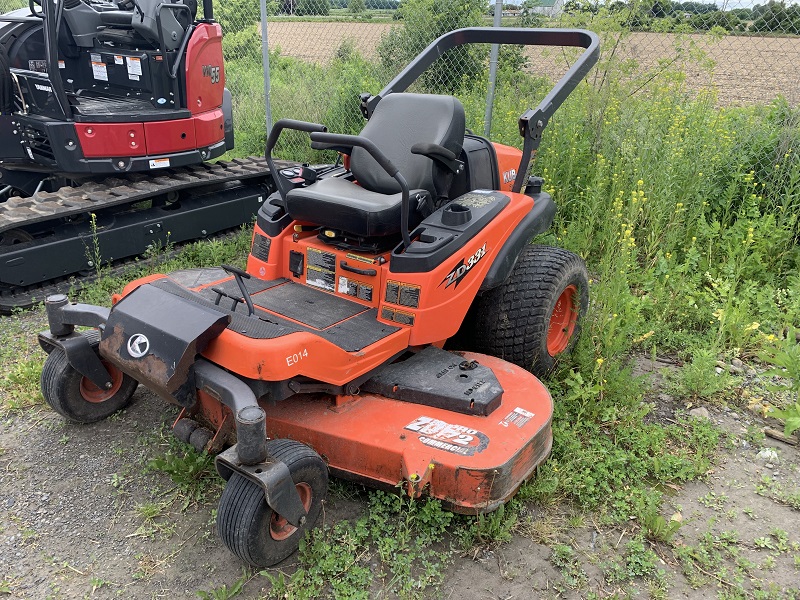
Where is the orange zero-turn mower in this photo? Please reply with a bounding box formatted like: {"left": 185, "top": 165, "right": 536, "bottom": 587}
{"left": 38, "top": 28, "right": 599, "bottom": 567}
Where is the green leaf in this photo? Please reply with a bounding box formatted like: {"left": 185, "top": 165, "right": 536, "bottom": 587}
{"left": 770, "top": 402, "right": 800, "bottom": 436}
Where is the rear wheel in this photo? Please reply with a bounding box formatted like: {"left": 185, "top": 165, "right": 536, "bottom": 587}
{"left": 216, "top": 439, "right": 328, "bottom": 567}
{"left": 40, "top": 331, "right": 138, "bottom": 423}
{"left": 460, "top": 244, "right": 589, "bottom": 378}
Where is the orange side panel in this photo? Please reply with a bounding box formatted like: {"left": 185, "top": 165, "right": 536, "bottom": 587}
{"left": 263, "top": 352, "right": 553, "bottom": 513}
{"left": 202, "top": 327, "right": 410, "bottom": 385}
{"left": 493, "top": 143, "right": 524, "bottom": 192}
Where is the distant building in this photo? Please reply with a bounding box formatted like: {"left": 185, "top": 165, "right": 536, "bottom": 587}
{"left": 532, "top": 0, "right": 563, "bottom": 18}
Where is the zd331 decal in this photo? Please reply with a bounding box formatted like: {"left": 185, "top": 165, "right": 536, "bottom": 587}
{"left": 441, "top": 243, "right": 487, "bottom": 289}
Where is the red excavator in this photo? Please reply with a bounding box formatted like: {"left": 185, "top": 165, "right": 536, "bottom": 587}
{"left": 0, "top": 0, "right": 284, "bottom": 312}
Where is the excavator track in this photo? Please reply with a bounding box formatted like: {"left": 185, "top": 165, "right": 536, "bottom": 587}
{"left": 0, "top": 156, "right": 283, "bottom": 233}
{"left": 0, "top": 156, "right": 295, "bottom": 314}
{"left": 0, "top": 236, "right": 217, "bottom": 314}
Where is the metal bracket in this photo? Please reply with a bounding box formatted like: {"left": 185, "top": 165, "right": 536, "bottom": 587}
{"left": 38, "top": 330, "right": 113, "bottom": 389}
{"left": 215, "top": 445, "right": 308, "bottom": 527}
{"left": 45, "top": 294, "right": 111, "bottom": 336}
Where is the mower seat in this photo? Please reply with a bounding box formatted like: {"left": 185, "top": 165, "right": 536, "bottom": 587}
{"left": 286, "top": 93, "right": 465, "bottom": 238}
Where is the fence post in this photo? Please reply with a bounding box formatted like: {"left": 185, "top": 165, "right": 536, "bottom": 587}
{"left": 259, "top": 0, "right": 273, "bottom": 137}
{"left": 483, "top": 0, "right": 502, "bottom": 137}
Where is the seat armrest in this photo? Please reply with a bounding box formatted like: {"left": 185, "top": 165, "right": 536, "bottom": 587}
{"left": 410, "top": 142, "right": 463, "bottom": 174}
{"left": 310, "top": 141, "right": 353, "bottom": 156}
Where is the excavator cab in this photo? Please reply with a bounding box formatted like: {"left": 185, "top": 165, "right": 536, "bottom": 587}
{"left": 0, "top": 0, "right": 231, "bottom": 179}
{"left": 0, "top": 0, "right": 269, "bottom": 313}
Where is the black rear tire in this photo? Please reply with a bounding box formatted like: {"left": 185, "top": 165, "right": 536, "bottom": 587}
{"left": 40, "top": 330, "right": 138, "bottom": 423}
{"left": 458, "top": 244, "right": 589, "bottom": 378}
{"left": 216, "top": 439, "right": 328, "bottom": 567}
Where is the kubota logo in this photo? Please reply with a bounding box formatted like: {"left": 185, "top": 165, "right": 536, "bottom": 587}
{"left": 502, "top": 169, "right": 516, "bottom": 184}
{"left": 127, "top": 333, "right": 150, "bottom": 358}
{"left": 441, "top": 243, "right": 487, "bottom": 289}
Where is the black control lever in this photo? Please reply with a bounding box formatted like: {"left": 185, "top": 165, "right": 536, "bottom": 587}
{"left": 211, "top": 287, "right": 244, "bottom": 312}
{"left": 221, "top": 264, "right": 255, "bottom": 316}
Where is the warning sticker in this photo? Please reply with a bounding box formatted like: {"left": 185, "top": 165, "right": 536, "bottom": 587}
{"left": 356, "top": 283, "right": 373, "bottom": 302}
{"left": 398, "top": 284, "right": 420, "bottom": 308}
{"left": 28, "top": 59, "right": 47, "bottom": 73}
{"left": 58, "top": 60, "right": 65, "bottom": 69}
{"left": 499, "top": 407, "right": 535, "bottom": 429}
{"left": 114, "top": 55, "right": 124, "bottom": 65}
{"left": 385, "top": 281, "right": 399, "bottom": 304}
{"left": 90, "top": 53, "right": 101, "bottom": 63}
{"left": 126, "top": 56, "right": 143, "bottom": 76}
{"left": 149, "top": 158, "right": 170, "bottom": 169}
{"left": 404, "top": 416, "right": 489, "bottom": 456}
{"left": 129, "top": 74, "right": 140, "bottom": 81}
{"left": 393, "top": 310, "right": 414, "bottom": 325}
{"left": 91, "top": 61, "right": 108, "bottom": 81}
{"left": 337, "top": 276, "right": 350, "bottom": 294}
{"left": 307, "top": 266, "right": 334, "bottom": 291}
{"left": 307, "top": 247, "right": 335, "bottom": 271}
{"left": 385, "top": 280, "right": 420, "bottom": 308}
{"left": 251, "top": 233, "right": 271, "bottom": 262}
{"left": 306, "top": 248, "right": 336, "bottom": 291}
{"left": 345, "top": 252, "right": 375, "bottom": 265}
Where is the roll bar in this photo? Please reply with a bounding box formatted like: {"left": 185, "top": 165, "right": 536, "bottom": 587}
{"left": 362, "top": 27, "right": 600, "bottom": 194}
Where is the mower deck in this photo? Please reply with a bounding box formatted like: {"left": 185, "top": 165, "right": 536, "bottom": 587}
{"left": 262, "top": 352, "right": 553, "bottom": 513}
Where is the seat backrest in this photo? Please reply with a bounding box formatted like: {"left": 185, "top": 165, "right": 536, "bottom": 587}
{"left": 350, "top": 93, "right": 465, "bottom": 197}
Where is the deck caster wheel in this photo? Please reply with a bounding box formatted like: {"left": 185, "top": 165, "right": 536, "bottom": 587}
{"left": 463, "top": 244, "right": 589, "bottom": 378}
{"left": 173, "top": 418, "right": 199, "bottom": 443}
{"left": 216, "top": 439, "right": 328, "bottom": 567}
{"left": 40, "top": 331, "right": 138, "bottom": 423}
{"left": 189, "top": 426, "right": 214, "bottom": 453}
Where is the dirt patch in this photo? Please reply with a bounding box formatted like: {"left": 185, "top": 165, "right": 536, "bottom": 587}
{"left": 265, "top": 23, "right": 800, "bottom": 106}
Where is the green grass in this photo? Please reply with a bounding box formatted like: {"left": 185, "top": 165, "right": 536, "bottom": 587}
{"left": 262, "top": 489, "right": 456, "bottom": 599}
{"left": 145, "top": 427, "right": 222, "bottom": 507}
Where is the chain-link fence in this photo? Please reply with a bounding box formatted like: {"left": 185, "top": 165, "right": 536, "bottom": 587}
{"left": 213, "top": 0, "right": 800, "bottom": 173}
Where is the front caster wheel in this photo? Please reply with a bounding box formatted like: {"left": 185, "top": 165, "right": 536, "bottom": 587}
{"left": 40, "top": 331, "right": 138, "bottom": 423}
{"left": 216, "top": 439, "right": 328, "bottom": 567}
